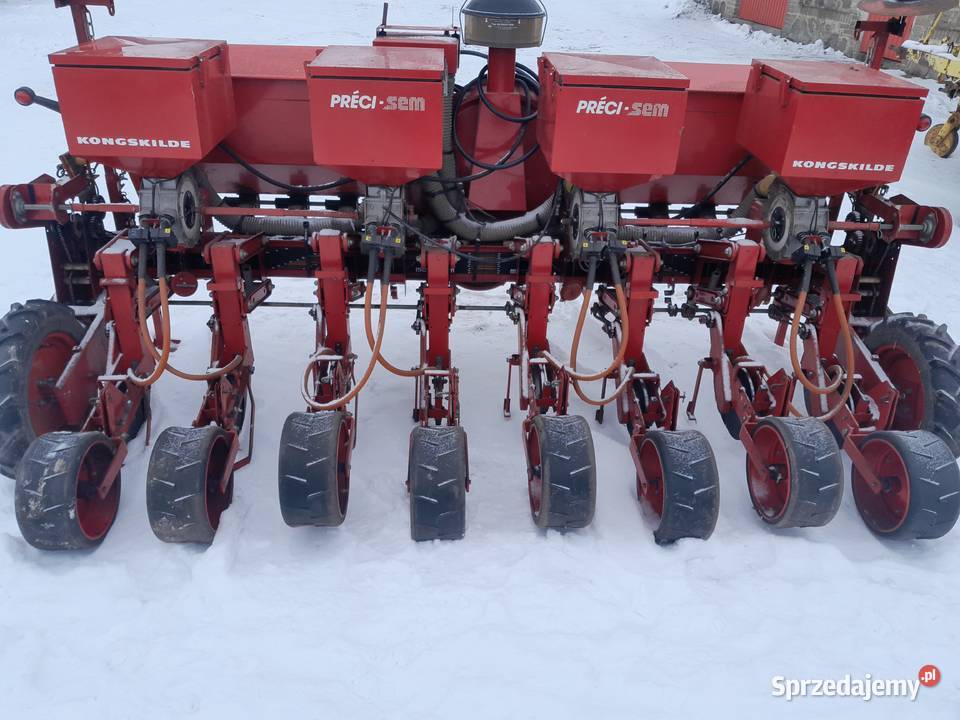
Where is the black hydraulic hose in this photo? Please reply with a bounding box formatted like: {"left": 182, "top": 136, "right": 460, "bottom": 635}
{"left": 475, "top": 66, "right": 540, "bottom": 123}
{"left": 365, "top": 250, "right": 379, "bottom": 285}
{"left": 452, "top": 73, "right": 540, "bottom": 173}
{"left": 608, "top": 251, "right": 623, "bottom": 288}
{"left": 675, "top": 154, "right": 753, "bottom": 219}
{"left": 423, "top": 63, "right": 554, "bottom": 242}
{"left": 218, "top": 142, "right": 353, "bottom": 194}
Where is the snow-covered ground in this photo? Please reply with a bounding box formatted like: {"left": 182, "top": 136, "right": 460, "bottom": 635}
{"left": 1, "top": 1, "right": 958, "bottom": 717}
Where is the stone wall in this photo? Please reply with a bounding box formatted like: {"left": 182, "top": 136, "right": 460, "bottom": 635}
{"left": 703, "top": 0, "right": 960, "bottom": 78}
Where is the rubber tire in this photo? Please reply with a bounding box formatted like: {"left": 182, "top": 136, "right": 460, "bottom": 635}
{"left": 853, "top": 430, "right": 960, "bottom": 540}
{"left": 408, "top": 425, "right": 468, "bottom": 541}
{"left": 747, "top": 417, "right": 844, "bottom": 529}
{"left": 720, "top": 409, "right": 742, "bottom": 439}
{"left": 925, "top": 123, "right": 958, "bottom": 159}
{"left": 527, "top": 414, "right": 596, "bottom": 530}
{"left": 719, "top": 368, "right": 756, "bottom": 439}
{"left": 15, "top": 431, "right": 120, "bottom": 550}
{"left": 0, "top": 300, "right": 90, "bottom": 477}
{"left": 865, "top": 313, "right": 960, "bottom": 458}
{"left": 278, "top": 411, "right": 350, "bottom": 527}
{"left": 639, "top": 430, "right": 720, "bottom": 544}
{"left": 147, "top": 425, "right": 235, "bottom": 544}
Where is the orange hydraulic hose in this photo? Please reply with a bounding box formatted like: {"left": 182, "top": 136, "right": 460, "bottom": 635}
{"left": 301, "top": 282, "right": 388, "bottom": 411}
{"left": 127, "top": 278, "right": 173, "bottom": 387}
{"left": 789, "top": 289, "right": 843, "bottom": 395}
{"left": 788, "top": 289, "right": 857, "bottom": 423}
{"left": 137, "top": 296, "right": 243, "bottom": 382}
{"left": 567, "top": 284, "right": 630, "bottom": 382}
{"left": 363, "top": 298, "right": 424, "bottom": 378}
{"left": 570, "top": 372, "right": 635, "bottom": 407}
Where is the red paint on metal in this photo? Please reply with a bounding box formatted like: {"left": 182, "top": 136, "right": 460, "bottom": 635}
{"left": 637, "top": 439, "right": 665, "bottom": 517}
{"left": 858, "top": 15, "right": 915, "bottom": 61}
{"left": 852, "top": 436, "right": 911, "bottom": 533}
{"left": 487, "top": 48, "right": 517, "bottom": 93}
{"left": 373, "top": 36, "right": 460, "bottom": 76}
{"left": 746, "top": 423, "right": 792, "bottom": 520}
{"left": 738, "top": 59, "right": 926, "bottom": 195}
{"left": 874, "top": 344, "right": 925, "bottom": 431}
{"left": 424, "top": 249, "right": 452, "bottom": 369}
{"left": 538, "top": 53, "right": 689, "bottom": 191}
{"left": 50, "top": 37, "right": 236, "bottom": 178}
{"left": 27, "top": 331, "right": 78, "bottom": 436}
{"left": 307, "top": 45, "right": 445, "bottom": 186}
{"left": 75, "top": 438, "right": 121, "bottom": 540}
{"left": 737, "top": 0, "right": 788, "bottom": 29}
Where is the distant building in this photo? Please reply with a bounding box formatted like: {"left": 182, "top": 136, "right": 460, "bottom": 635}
{"left": 701, "top": 0, "right": 960, "bottom": 77}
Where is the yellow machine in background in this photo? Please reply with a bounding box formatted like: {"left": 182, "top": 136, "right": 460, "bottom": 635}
{"left": 905, "top": 10, "right": 960, "bottom": 157}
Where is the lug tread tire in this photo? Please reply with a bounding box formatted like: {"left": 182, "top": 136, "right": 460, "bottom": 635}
{"left": 409, "top": 425, "right": 468, "bottom": 541}
{"left": 147, "top": 425, "right": 233, "bottom": 545}
{"left": 15, "top": 431, "right": 119, "bottom": 550}
{"left": 529, "top": 414, "right": 597, "bottom": 530}
{"left": 866, "top": 313, "right": 960, "bottom": 458}
{"left": 855, "top": 430, "right": 960, "bottom": 540}
{"left": 643, "top": 430, "right": 720, "bottom": 544}
{"left": 749, "top": 417, "right": 844, "bottom": 529}
{"left": 0, "top": 300, "right": 87, "bottom": 476}
{"left": 278, "top": 411, "right": 349, "bottom": 527}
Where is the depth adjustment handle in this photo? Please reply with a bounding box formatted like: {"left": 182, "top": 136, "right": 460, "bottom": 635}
{"left": 14, "top": 87, "right": 60, "bottom": 114}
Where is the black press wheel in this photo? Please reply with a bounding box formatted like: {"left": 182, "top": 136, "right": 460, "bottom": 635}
{"left": 15, "top": 431, "right": 121, "bottom": 550}
{"left": 408, "top": 425, "right": 468, "bottom": 541}
{"left": 636, "top": 430, "right": 720, "bottom": 544}
{"left": 865, "top": 313, "right": 960, "bottom": 458}
{"left": 0, "top": 300, "right": 95, "bottom": 476}
{"left": 746, "top": 417, "right": 843, "bottom": 529}
{"left": 526, "top": 414, "right": 596, "bottom": 530}
{"left": 278, "top": 411, "right": 351, "bottom": 527}
{"left": 147, "top": 425, "right": 235, "bottom": 544}
{"left": 852, "top": 430, "right": 960, "bottom": 540}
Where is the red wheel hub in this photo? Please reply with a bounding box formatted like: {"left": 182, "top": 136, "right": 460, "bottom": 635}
{"left": 27, "top": 331, "right": 77, "bottom": 436}
{"left": 874, "top": 344, "right": 925, "bottom": 431}
{"left": 204, "top": 434, "right": 234, "bottom": 530}
{"left": 637, "top": 439, "right": 665, "bottom": 517}
{"left": 75, "top": 441, "right": 120, "bottom": 541}
{"left": 335, "top": 421, "right": 351, "bottom": 516}
{"left": 747, "top": 424, "right": 792, "bottom": 522}
{"left": 527, "top": 425, "right": 543, "bottom": 518}
{"left": 0, "top": 185, "right": 24, "bottom": 229}
{"left": 852, "top": 437, "right": 910, "bottom": 533}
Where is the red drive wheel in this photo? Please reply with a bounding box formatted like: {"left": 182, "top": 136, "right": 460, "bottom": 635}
{"left": 746, "top": 417, "right": 843, "bottom": 529}
{"left": 853, "top": 431, "right": 960, "bottom": 540}
{"left": 865, "top": 314, "right": 960, "bottom": 457}
{"left": 0, "top": 300, "right": 94, "bottom": 476}
{"left": 15, "top": 432, "right": 121, "bottom": 550}
{"left": 637, "top": 430, "right": 719, "bottom": 544}
{"left": 147, "top": 426, "right": 235, "bottom": 544}
{"left": 874, "top": 345, "right": 925, "bottom": 430}
{"left": 27, "top": 331, "right": 77, "bottom": 436}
